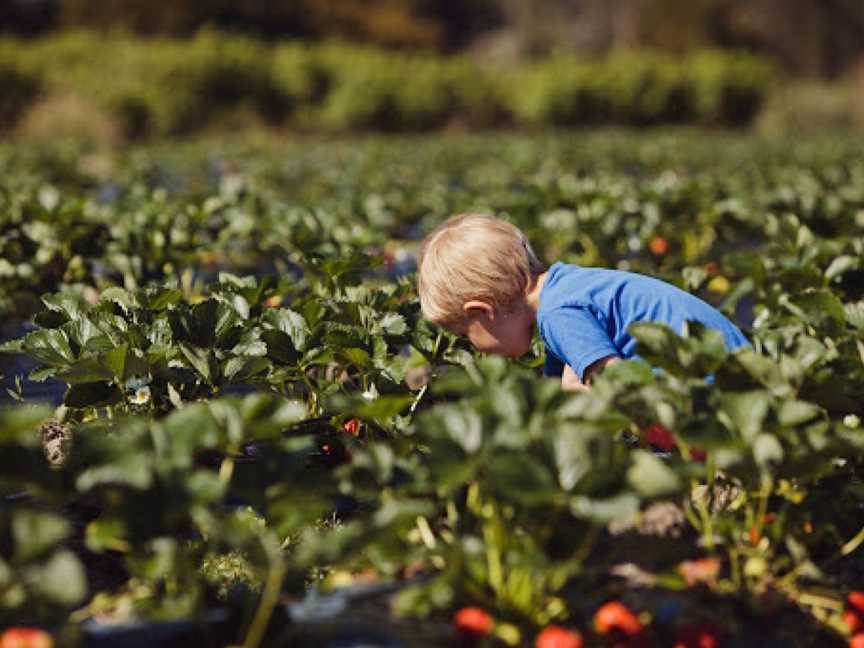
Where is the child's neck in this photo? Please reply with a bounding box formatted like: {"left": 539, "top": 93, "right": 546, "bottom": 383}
{"left": 525, "top": 271, "right": 548, "bottom": 317}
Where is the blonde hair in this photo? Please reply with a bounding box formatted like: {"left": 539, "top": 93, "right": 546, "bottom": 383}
{"left": 417, "top": 214, "right": 545, "bottom": 327}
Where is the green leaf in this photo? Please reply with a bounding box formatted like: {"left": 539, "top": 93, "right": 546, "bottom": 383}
{"left": 357, "top": 395, "right": 413, "bottom": 421}
{"left": 627, "top": 449, "right": 682, "bottom": 497}
{"left": 0, "top": 337, "right": 25, "bottom": 354}
{"left": 56, "top": 358, "right": 114, "bottom": 384}
{"left": 602, "top": 359, "right": 655, "bottom": 385}
{"left": 147, "top": 287, "right": 183, "bottom": 311}
{"left": 439, "top": 406, "right": 483, "bottom": 454}
{"left": 102, "top": 343, "right": 129, "bottom": 380}
{"left": 23, "top": 329, "right": 75, "bottom": 366}
{"left": 486, "top": 453, "right": 556, "bottom": 506}
{"left": 76, "top": 452, "right": 153, "bottom": 491}
{"left": 378, "top": 312, "right": 407, "bottom": 335}
{"left": 630, "top": 322, "right": 683, "bottom": 373}
{"left": 844, "top": 302, "right": 864, "bottom": 330}
{"left": 186, "top": 469, "right": 227, "bottom": 503}
{"left": 223, "top": 356, "right": 270, "bottom": 381}
{"left": 719, "top": 390, "right": 771, "bottom": 440}
{"left": 85, "top": 517, "right": 128, "bottom": 553}
{"left": 570, "top": 493, "right": 640, "bottom": 523}
{"left": 552, "top": 423, "right": 593, "bottom": 490}
{"left": 777, "top": 400, "right": 821, "bottom": 427}
{"left": 13, "top": 511, "right": 70, "bottom": 562}
{"left": 100, "top": 287, "right": 137, "bottom": 312}
{"left": 753, "top": 433, "right": 783, "bottom": 467}
{"left": 178, "top": 343, "right": 216, "bottom": 383}
{"left": 263, "top": 308, "right": 308, "bottom": 352}
{"left": 28, "top": 550, "right": 86, "bottom": 606}
{"left": 783, "top": 289, "right": 846, "bottom": 332}
{"left": 41, "top": 292, "right": 88, "bottom": 321}
{"left": 262, "top": 329, "right": 299, "bottom": 365}
{"left": 824, "top": 255, "right": 858, "bottom": 281}
{"left": 342, "top": 347, "right": 370, "bottom": 366}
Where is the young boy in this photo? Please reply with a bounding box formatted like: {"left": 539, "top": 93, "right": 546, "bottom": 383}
{"left": 417, "top": 214, "right": 749, "bottom": 391}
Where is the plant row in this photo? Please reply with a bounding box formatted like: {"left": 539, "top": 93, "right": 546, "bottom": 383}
{"left": 1, "top": 132, "right": 864, "bottom": 645}
{"left": 0, "top": 30, "right": 775, "bottom": 137}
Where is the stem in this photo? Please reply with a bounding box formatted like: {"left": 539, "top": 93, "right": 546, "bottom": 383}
{"left": 692, "top": 478, "right": 715, "bottom": 552}
{"left": 729, "top": 548, "right": 741, "bottom": 590}
{"left": 682, "top": 499, "right": 703, "bottom": 532}
{"left": 409, "top": 383, "right": 428, "bottom": 415}
{"left": 754, "top": 478, "right": 771, "bottom": 542}
{"left": 841, "top": 523, "right": 864, "bottom": 556}
{"left": 242, "top": 554, "right": 286, "bottom": 648}
{"left": 218, "top": 456, "right": 235, "bottom": 484}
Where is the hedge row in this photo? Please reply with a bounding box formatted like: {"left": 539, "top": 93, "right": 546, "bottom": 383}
{"left": 1, "top": 30, "right": 776, "bottom": 136}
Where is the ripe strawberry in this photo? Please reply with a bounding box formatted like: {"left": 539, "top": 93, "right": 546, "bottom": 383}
{"left": 454, "top": 606, "right": 494, "bottom": 638}
{"left": 535, "top": 625, "right": 583, "bottom": 648}
{"left": 0, "top": 628, "right": 54, "bottom": 648}
{"left": 689, "top": 448, "right": 707, "bottom": 463}
{"left": 849, "top": 592, "right": 864, "bottom": 614}
{"left": 844, "top": 609, "right": 863, "bottom": 633}
{"left": 850, "top": 633, "right": 864, "bottom": 648}
{"left": 649, "top": 236, "right": 669, "bottom": 256}
{"left": 673, "top": 623, "right": 720, "bottom": 648}
{"left": 643, "top": 424, "right": 676, "bottom": 451}
{"left": 594, "top": 601, "right": 642, "bottom": 637}
{"left": 342, "top": 418, "right": 359, "bottom": 436}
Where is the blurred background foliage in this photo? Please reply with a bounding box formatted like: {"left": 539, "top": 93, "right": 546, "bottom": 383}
{"left": 0, "top": 0, "right": 862, "bottom": 139}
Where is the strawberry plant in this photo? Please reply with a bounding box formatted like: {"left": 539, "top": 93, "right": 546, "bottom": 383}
{"left": 1, "top": 130, "right": 863, "bottom": 646}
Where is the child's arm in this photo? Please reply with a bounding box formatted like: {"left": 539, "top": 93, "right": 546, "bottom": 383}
{"left": 561, "top": 356, "right": 619, "bottom": 392}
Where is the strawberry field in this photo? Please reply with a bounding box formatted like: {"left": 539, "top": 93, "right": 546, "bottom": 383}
{"left": 1, "top": 130, "right": 864, "bottom": 647}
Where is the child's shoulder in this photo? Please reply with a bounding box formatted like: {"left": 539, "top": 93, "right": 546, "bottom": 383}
{"left": 542, "top": 262, "right": 666, "bottom": 302}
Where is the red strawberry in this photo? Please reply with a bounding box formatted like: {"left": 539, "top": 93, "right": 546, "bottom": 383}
{"left": 594, "top": 601, "right": 642, "bottom": 637}
{"left": 454, "top": 606, "right": 494, "bottom": 639}
{"left": 850, "top": 592, "right": 864, "bottom": 614}
{"left": 0, "top": 628, "right": 54, "bottom": 648}
{"left": 850, "top": 633, "right": 864, "bottom": 648}
{"left": 673, "top": 623, "right": 721, "bottom": 648}
{"left": 649, "top": 236, "right": 669, "bottom": 256}
{"left": 535, "top": 625, "right": 583, "bottom": 648}
{"left": 690, "top": 448, "right": 707, "bottom": 463}
{"left": 643, "top": 424, "right": 676, "bottom": 451}
{"left": 844, "top": 609, "right": 863, "bottom": 633}
{"left": 342, "top": 418, "right": 359, "bottom": 436}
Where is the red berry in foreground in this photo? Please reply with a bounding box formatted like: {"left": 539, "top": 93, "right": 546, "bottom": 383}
{"left": 690, "top": 448, "right": 707, "bottom": 463}
{"left": 536, "top": 625, "right": 583, "bottom": 648}
{"left": 850, "top": 633, "right": 864, "bottom": 648}
{"left": 0, "top": 628, "right": 54, "bottom": 648}
{"left": 673, "top": 623, "right": 720, "bottom": 648}
{"left": 454, "top": 607, "right": 494, "bottom": 637}
{"left": 643, "top": 424, "right": 676, "bottom": 451}
{"left": 849, "top": 591, "right": 864, "bottom": 614}
{"left": 844, "top": 609, "right": 864, "bottom": 633}
{"left": 594, "top": 601, "right": 642, "bottom": 637}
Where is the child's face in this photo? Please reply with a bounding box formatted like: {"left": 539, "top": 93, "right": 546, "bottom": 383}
{"left": 455, "top": 304, "right": 534, "bottom": 357}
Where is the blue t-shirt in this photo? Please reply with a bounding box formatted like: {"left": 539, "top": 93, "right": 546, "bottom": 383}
{"left": 538, "top": 262, "right": 750, "bottom": 380}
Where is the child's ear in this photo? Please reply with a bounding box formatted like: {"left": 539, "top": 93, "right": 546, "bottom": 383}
{"left": 463, "top": 301, "right": 495, "bottom": 320}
